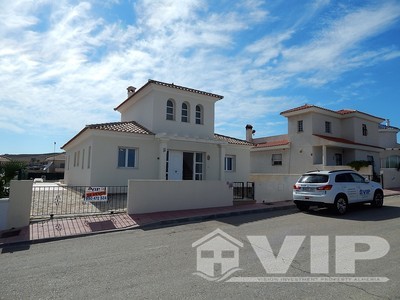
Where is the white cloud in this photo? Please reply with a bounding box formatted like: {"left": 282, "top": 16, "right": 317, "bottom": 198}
{"left": 0, "top": 0, "right": 399, "bottom": 149}
{"left": 280, "top": 2, "right": 400, "bottom": 83}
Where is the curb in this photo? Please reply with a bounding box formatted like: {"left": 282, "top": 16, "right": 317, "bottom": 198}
{"left": 140, "top": 204, "right": 296, "bottom": 229}
{"left": 0, "top": 204, "right": 296, "bottom": 248}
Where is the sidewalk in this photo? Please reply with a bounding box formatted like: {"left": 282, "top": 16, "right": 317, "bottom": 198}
{"left": 0, "top": 201, "right": 294, "bottom": 246}
{"left": 1, "top": 188, "right": 399, "bottom": 247}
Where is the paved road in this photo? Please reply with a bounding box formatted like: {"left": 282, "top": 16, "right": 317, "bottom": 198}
{"left": 1, "top": 196, "right": 399, "bottom": 300}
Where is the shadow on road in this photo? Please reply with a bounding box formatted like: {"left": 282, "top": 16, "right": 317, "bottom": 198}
{"left": 304, "top": 204, "right": 400, "bottom": 221}
{"left": 1, "top": 243, "right": 31, "bottom": 254}
{"left": 219, "top": 208, "right": 299, "bottom": 226}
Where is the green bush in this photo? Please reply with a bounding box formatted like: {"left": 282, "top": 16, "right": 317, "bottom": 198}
{"left": 0, "top": 161, "right": 27, "bottom": 197}
{"left": 347, "top": 160, "right": 371, "bottom": 171}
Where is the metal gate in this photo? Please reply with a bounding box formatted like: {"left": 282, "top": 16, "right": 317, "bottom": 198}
{"left": 31, "top": 185, "right": 127, "bottom": 219}
{"left": 233, "top": 182, "right": 255, "bottom": 200}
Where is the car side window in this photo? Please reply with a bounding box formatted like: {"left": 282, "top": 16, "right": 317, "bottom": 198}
{"left": 345, "top": 173, "right": 355, "bottom": 182}
{"left": 335, "top": 174, "right": 347, "bottom": 182}
{"left": 350, "top": 173, "right": 365, "bottom": 183}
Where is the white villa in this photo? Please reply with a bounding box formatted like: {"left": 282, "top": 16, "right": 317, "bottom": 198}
{"left": 62, "top": 80, "right": 252, "bottom": 186}
{"left": 249, "top": 104, "right": 400, "bottom": 201}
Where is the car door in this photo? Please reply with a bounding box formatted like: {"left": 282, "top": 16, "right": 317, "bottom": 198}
{"left": 335, "top": 173, "right": 357, "bottom": 203}
{"left": 350, "top": 173, "right": 373, "bottom": 202}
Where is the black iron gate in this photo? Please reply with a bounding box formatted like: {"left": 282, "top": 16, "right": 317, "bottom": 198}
{"left": 31, "top": 185, "right": 127, "bottom": 219}
{"left": 233, "top": 182, "right": 255, "bottom": 200}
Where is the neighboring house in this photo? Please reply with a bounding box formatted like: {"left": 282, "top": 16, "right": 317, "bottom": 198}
{"left": 249, "top": 104, "right": 400, "bottom": 200}
{"left": 192, "top": 228, "right": 243, "bottom": 279}
{"left": 44, "top": 153, "right": 66, "bottom": 174}
{"left": 62, "top": 80, "right": 252, "bottom": 186}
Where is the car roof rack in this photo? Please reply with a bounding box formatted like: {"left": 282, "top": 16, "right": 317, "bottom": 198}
{"left": 328, "top": 169, "right": 354, "bottom": 173}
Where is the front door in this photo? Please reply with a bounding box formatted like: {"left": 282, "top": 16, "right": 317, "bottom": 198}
{"left": 168, "top": 151, "right": 183, "bottom": 180}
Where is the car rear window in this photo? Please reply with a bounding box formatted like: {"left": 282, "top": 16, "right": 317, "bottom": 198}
{"left": 298, "top": 174, "right": 329, "bottom": 183}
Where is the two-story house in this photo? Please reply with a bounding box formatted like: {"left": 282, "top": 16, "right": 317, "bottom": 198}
{"left": 62, "top": 80, "right": 252, "bottom": 186}
{"left": 248, "top": 104, "right": 400, "bottom": 200}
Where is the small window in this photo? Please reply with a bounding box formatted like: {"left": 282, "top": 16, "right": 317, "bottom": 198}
{"left": 118, "top": 148, "right": 136, "bottom": 168}
{"left": 82, "top": 149, "right": 85, "bottom": 169}
{"left": 87, "top": 146, "right": 91, "bottom": 169}
{"left": 181, "top": 102, "right": 189, "bottom": 123}
{"left": 272, "top": 154, "right": 282, "bottom": 166}
{"left": 298, "top": 120, "right": 304, "bottom": 132}
{"left": 195, "top": 105, "right": 203, "bottom": 125}
{"left": 362, "top": 124, "right": 368, "bottom": 136}
{"left": 325, "top": 121, "right": 331, "bottom": 133}
{"left": 224, "top": 155, "right": 235, "bottom": 171}
{"left": 166, "top": 99, "right": 175, "bottom": 121}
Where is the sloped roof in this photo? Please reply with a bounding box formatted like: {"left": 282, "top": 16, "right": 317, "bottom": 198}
{"left": 313, "top": 134, "right": 384, "bottom": 149}
{"left": 115, "top": 79, "right": 224, "bottom": 111}
{"left": 214, "top": 133, "right": 253, "bottom": 146}
{"left": 63, "top": 121, "right": 251, "bottom": 149}
{"left": 62, "top": 121, "right": 154, "bottom": 149}
{"left": 280, "top": 104, "right": 385, "bottom": 121}
{"left": 86, "top": 121, "right": 154, "bottom": 135}
{"left": 253, "top": 140, "right": 290, "bottom": 148}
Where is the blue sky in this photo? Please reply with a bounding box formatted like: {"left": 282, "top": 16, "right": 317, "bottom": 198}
{"left": 1, "top": 0, "right": 399, "bottom": 154}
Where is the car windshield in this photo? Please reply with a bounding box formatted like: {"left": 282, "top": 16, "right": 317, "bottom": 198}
{"left": 298, "top": 174, "right": 329, "bottom": 183}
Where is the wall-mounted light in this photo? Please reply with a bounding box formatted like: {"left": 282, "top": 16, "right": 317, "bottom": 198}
{"left": 207, "top": 155, "right": 210, "bottom": 160}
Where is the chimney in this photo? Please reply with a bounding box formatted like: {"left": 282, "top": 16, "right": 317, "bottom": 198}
{"left": 245, "top": 124, "right": 254, "bottom": 142}
{"left": 386, "top": 119, "right": 391, "bottom": 127}
{"left": 127, "top": 86, "right": 136, "bottom": 97}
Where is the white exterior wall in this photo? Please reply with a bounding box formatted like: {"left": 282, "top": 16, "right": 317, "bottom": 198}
{"left": 250, "top": 149, "right": 290, "bottom": 174}
{"left": 127, "top": 180, "right": 232, "bottom": 214}
{"left": 250, "top": 174, "right": 300, "bottom": 202}
{"left": 90, "top": 133, "right": 158, "bottom": 186}
{"left": 119, "top": 85, "right": 217, "bottom": 139}
{"left": 64, "top": 134, "right": 93, "bottom": 186}
{"left": 379, "top": 130, "right": 399, "bottom": 148}
{"left": 311, "top": 113, "right": 342, "bottom": 136}
{"left": 120, "top": 89, "right": 155, "bottom": 128}
{"left": 224, "top": 145, "right": 251, "bottom": 182}
{"left": 381, "top": 168, "right": 400, "bottom": 189}
{"left": 352, "top": 118, "right": 380, "bottom": 145}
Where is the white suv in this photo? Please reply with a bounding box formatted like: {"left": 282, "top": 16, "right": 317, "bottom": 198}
{"left": 293, "top": 170, "right": 384, "bottom": 214}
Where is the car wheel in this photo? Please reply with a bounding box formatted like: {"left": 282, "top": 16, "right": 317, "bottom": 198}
{"left": 334, "top": 195, "right": 348, "bottom": 215}
{"left": 371, "top": 191, "right": 384, "bottom": 208}
{"left": 296, "top": 203, "right": 310, "bottom": 211}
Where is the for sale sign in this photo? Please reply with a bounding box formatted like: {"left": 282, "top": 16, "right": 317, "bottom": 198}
{"left": 85, "top": 187, "right": 108, "bottom": 202}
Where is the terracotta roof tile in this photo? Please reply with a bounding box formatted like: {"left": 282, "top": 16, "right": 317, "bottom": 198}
{"left": 87, "top": 121, "right": 154, "bottom": 135}
{"left": 313, "top": 134, "right": 383, "bottom": 149}
{"left": 62, "top": 121, "right": 154, "bottom": 149}
{"left": 253, "top": 140, "right": 290, "bottom": 148}
{"left": 214, "top": 133, "right": 253, "bottom": 146}
{"left": 281, "top": 104, "right": 384, "bottom": 121}
{"left": 115, "top": 79, "right": 223, "bottom": 111}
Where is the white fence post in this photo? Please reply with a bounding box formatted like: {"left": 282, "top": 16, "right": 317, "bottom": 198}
{"left": 7, "top": 180, "right": 33, "bottom": 230}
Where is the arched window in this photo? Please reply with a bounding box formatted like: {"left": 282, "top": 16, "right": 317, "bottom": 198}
{"left": 166, "top": 99, "right": 175, "bottom": 120}
{"left": 195, "top": 105, "right": 203, "bottom": 125}
{"left": 181, "top": 102, "right": 190, "bottom": 123}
